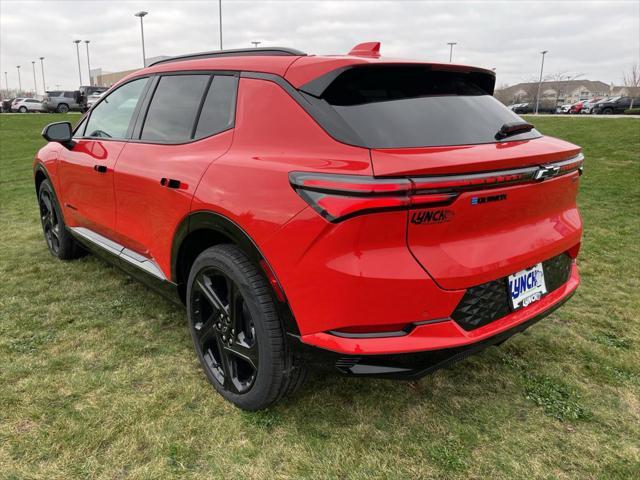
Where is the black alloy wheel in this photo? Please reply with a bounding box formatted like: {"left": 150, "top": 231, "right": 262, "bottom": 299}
{"left": 191, "top": 267, "right": 259, "bottom": 394}
{"left": 39, "top": 187, "right": 61, "bottom": 255}
{"left": 186, "top": 244, "right": 307, "bottom": 410}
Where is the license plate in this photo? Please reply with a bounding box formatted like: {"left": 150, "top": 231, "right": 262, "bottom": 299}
{"left": 508, "top": 263, "right": 547, "bottom": 310}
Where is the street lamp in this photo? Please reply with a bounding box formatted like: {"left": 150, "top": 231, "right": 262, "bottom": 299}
{"left": 16, "top": 65, "right": 22, "bottom": 94}
{"left": 251, "top": 41, "right": 261, "bottom": 48}
{"left": 218, "top": 0, "right": 223, "bottom": 50}
{"left": 31, "top": 61, "right": 37, "bottom": 96}
{"left": 447, "top": 42, "right": 457, "bottom": 62}
{"left": 4, "top": 71, "right": 8, "bottom": 93}
{"left": 39, "top": 57, "right": 46, "bottom": 94}
{"left": 535, "top": 50, "right": 548, "bottom": 115}
{"left": 85, "top": 40, "right": 92, "bottom": 86}
{"left": 73, "top": 40, "right": 83, "bottom": 85}
{"left": 134, "top": 11, "right": 148, "bottom": 67}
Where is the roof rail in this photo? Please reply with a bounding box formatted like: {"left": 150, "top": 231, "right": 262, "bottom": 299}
{"left": 148, "top": 47, "right": 306, "bottom": 67}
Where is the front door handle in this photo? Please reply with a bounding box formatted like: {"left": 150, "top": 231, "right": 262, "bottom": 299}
{"left": 160, "top": 178, "right": 181, "bottom": 189}
{"left": 94, "top": 165, "right": 107, "bottom": 173}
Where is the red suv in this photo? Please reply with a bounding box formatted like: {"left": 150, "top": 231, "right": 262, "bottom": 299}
{"left": 34, "top": 43, "right": 583, "bottom": 410}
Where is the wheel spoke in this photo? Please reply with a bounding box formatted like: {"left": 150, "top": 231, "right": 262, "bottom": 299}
{"left": 41, "top": 193, "right": 52, "bottom": 213}
{"left": 194, "top": 314, "right": 217, "bottom": 349}
{"left": 196, "top": 276, "right": 228, "bottom": 316}
{"left": 224, "top": 340, "right": 258, "bottom": 371}
{"left": 215, "top": 336, "right": 238, "bottom": 394}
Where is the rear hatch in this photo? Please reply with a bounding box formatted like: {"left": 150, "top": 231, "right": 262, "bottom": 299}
{"left": 298, "top": 64, "right": 583, "bottom": 290}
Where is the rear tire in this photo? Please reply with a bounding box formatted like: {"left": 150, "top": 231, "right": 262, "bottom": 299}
{"left": 186, "top": 244, "right": 306, "bottom": 410}
{"left": 602, "top": 108, "right": 613, "bottom": 115}
{"left": 56, "top": 103, "right": 69, "bottom": 113}
{"left": 38, "top": 180, "right": 85, "bottom": 260}
{"left": 18, "top": 106, "right": 27, "bottom": 113}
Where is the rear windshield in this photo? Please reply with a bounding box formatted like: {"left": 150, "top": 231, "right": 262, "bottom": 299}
{"left": 301, "top": 66, "right": 540, "bottom": 148}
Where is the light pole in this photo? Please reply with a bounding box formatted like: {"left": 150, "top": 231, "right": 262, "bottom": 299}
{"left": 447, "top": 42, "right": 457, "bottom": 62}
{"left": 4, "top": 71, "right": 8, "bottom": 94}
{"left": 218, "top": 0, "right": 223, "bottom": 50}
{"left": 134, "top": 11, "right": 148, "bottom": 67}
{"left": 31, "top": 61, "right": 37, "bottom": 96}
{"left": 39, "top": 57, "right": 46, "bottom": 93}
{"left": 535, "top": 50, "right": 548, "bottom": 115}
{"left": 85, "top": 40, "right": 92, "bottom": 86}
{"left": 251, "top": 41, "right": 261, "bottom": 48}
{"left": 73, "top": 40, "right": 83, "bottom": 85}
{"left": 16, "top": 65, "right": 22, "bottom": 94}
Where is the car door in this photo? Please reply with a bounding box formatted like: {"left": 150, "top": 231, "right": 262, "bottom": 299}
{"left": 113, "top": 73, "right": 237, "bottom": 276}
{"left": 57, "top": 77, "right": 149, "bottom": 239}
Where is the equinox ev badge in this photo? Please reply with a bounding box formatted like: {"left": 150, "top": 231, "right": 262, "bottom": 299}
{"left": 411, "top": 209, "right": 454, "bottom": 225}
{"left": 471, "top": 193, "right": 507, "bottom": 205}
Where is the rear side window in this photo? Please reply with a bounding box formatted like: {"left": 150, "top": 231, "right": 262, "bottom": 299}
{"left": 301, "top": 65, "right": 541, "bottom": 148}
{"left": 194, "top": 75, "right": 237, "bottom": 139}
{"left": 63, "top": 92, "right": 75, "bottom": 98}
{"left": 140, "top": 74, "right": 209, "bottom": 143}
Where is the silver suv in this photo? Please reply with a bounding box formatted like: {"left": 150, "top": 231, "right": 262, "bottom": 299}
{"left": 42, "top": 91, "right": 81, "bottom": 113}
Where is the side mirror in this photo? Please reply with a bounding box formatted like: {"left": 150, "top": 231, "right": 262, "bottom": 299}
{"left": 42, "top": 121, "right": 75, "bottom": 149}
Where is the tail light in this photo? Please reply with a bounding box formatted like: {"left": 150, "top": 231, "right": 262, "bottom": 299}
{"left": 289, "top": 172, "right": 457, "bottom": 222}
{"left": 289, "top": 154, "right": 583, "bottom": 223}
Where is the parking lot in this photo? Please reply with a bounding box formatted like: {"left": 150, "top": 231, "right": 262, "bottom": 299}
{"left": 0, "top": 114, "right": 638, "bottom": 479}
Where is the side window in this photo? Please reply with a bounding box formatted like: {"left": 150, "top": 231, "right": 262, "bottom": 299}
{"left": 64, "top": 92, "right": 75, "bottom": 98}
{"left": 140, "top": 74, "right": 210, "bottom": 143}
{"left": 84, "top": 78, "right": 147, "bottom": 139}
{"left": 194, "top": 75, "right": 238, "bottom": 139}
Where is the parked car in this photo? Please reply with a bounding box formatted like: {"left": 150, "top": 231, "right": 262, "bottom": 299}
{"left": 42, "top": 91, "right": 82, "bottom": 113}
{"left": 512, "top": 103, "right": 532, "bottom": 114}
{"left": 12, "top": 98, "right": 45, "bottom": 113}
{"left": 85, "top": 91, "right": 105, "bottom": 109}
{"left": 2, "top": 98, "right": 16, "bottom": 112}
{"left": 34, "top": 43, "right": 583, "bottom": 410}
{"left": 592, "top": 96, "right": 640, "bottom": 114}
{"left": 556, "top": 104, "right": 572, "bottom": 114}
{"left": 10, "top": 98, "right": 25, "bottom": 111}
{"left": 581, "top": 98, "right": 604, "bottom": 114}
{"left": 569, "top": 101, "right": 587, "bottom": 114}
{"left": 79, "top": 85, "right": 109, "bottom": 111}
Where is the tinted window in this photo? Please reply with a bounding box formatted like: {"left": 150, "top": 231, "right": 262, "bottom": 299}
{"left": 194, "top": 75, "right": 237, "bottom": 139}
{"left": 302, "top": 66, "right": 541, "bottom": 148}
{"left": 63, "top": 92, "right": 76, "bottom": 98}
{"left": 47, "top": 91, "right": 62, "bottom": 97}
{"left": 85, "top": 78, "right": 147, "bottom": 139}
{"left": 140, "top": 74, "right": 210, "bottom": 142}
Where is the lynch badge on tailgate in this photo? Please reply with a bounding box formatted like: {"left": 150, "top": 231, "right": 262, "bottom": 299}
{"left": 411, "top": 209, "right": 454, "bottom": 225}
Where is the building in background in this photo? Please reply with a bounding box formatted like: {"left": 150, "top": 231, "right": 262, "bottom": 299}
{"left": 90, "top": 56, "right": 171, "bottom": 87}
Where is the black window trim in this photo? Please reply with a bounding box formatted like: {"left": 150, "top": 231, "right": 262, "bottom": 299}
{"left": 130, "top": 70, "right": 240, "bottom": 146}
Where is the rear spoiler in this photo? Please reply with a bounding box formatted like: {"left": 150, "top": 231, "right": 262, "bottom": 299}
{"left": 299, "top": 63, "right": 496, "bottom": 98}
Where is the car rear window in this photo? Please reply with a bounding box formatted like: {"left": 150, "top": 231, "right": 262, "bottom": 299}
{"left": 300, "top": 65, "right": 541, "bottom": 148}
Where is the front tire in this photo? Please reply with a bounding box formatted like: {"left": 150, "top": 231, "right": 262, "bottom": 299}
{"left": 19, "top": 106, "right": 27, "bottom": 113}
{"left": 38, "top": 180, "right": 84, "bottom": 260}
{"left": 187, "top": 244, "right": 306, "bottom": 410}
{"left": 56, "top": 103, "right": 69, "bottom": 113}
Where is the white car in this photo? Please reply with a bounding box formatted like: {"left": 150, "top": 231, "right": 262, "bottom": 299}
{"left": 86, "top": 91, "right": 105, "bottom": 109}
{"left": 12, "top": 98, "right": 45, "bottom": 113}
{"left": 556, "top": 104, "right": 572, "bottom": 114}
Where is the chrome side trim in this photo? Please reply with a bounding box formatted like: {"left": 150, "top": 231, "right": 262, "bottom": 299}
{"left": 69, "top": 227, "right": 166, "bottom": 281}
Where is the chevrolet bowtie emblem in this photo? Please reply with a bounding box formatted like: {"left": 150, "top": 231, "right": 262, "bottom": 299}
{"left": 534, "top": 165, "right": 561, "bottom": 180}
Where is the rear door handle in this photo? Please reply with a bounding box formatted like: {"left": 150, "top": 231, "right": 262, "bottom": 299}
{"left": 160, "top": 178, "right": 181, "bottom": 189}
{"left": 94, "top": 165, "right": 107, "bottom": 173}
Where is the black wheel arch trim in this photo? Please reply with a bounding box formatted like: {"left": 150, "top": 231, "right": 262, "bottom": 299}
{"left": 171, "top": 210, "right": 301, "bottom": 335}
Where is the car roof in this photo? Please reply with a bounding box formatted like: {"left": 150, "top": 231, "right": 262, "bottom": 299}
{"left": 117, "top": 42, "right": 496, "bottom": 91}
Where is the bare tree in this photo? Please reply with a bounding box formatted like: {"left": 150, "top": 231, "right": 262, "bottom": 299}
{"left": 622, "top": 63, "right": 640, "bottom": 87}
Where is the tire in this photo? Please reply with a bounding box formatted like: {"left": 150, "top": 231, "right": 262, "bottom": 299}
{"left": 38, "top": 180, "right": 85, "bottom": 260}
{"left": 186, "top": 244, "right": 307, "bottom": 410}
{"left": 56, "top": 103, "right": 69, "bottom": 113}
{"left": 602, "top": 108, "right": 613, "bottom": 115}
{"left": 19, "top": 106, "right": 27, "bottom": 113}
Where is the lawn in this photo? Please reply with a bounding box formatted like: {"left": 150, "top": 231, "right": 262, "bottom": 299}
{"left": 1, "top": 114, "right": 639, "bottom": 479}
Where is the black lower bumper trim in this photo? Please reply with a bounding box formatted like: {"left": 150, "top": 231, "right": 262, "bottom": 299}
{"left": 289, "top": 292, "right": 574, "bottom": 380}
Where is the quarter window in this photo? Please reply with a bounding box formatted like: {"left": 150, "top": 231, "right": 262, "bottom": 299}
{"left": 84, "top": 78, "right": 147, "bottom": 139}
{"left": 194, "top": 75, "right": 238, "bottom": 139}
{"left": 140, "top": 74, "right": 210, "bottom": 143}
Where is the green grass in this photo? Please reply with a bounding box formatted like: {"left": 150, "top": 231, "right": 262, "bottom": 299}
{"left": 1, "top": 114, "right": 639, "bottom": 479}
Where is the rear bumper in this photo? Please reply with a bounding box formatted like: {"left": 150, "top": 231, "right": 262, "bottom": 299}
{"left": 292, "top": 263, "right": 579, "bottom": 377}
